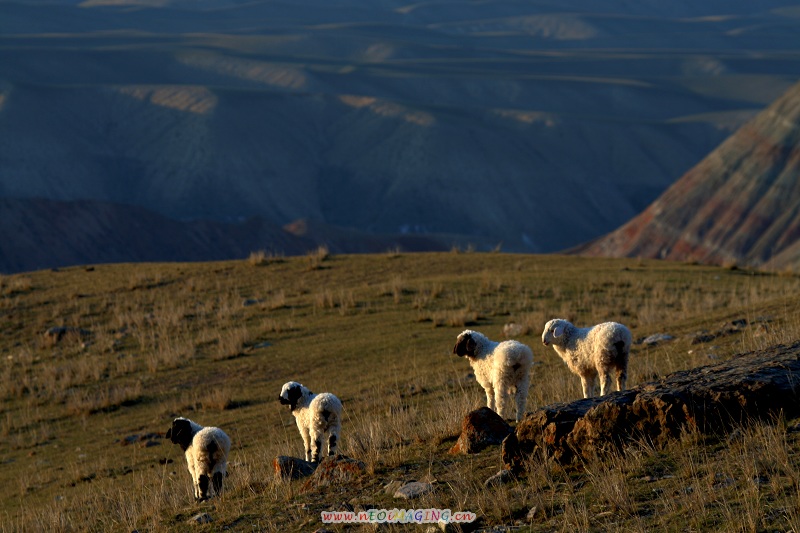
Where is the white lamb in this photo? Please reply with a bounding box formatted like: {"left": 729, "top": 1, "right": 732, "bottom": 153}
{"left": 166, "top": 417, "right": 231, "bottom": 501}
{"left": 541, "top": 318, "right": 632, "bottom": 398}
{"left": 452, "top": 330, "right": 533, "bottom": 422}
{"left": 279, "top": 381, "right": 342, "bottom": 463}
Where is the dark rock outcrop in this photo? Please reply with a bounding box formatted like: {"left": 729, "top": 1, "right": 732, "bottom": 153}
{"left": 275, "top": 454, "right": 366, "bottom": 484}
{"left": 393, "top": 481, "right": 434, "bottom": 500}
{"left": 484, "top": 469, "right": 515, "bottom": 487}
{"left": 503, "top": 342, "right": 800, "bottom": 472}
{"left": 188, "top": 513, "right": 213, "bottom": 525}
{"left": 449, "top": 407, "right": 513, "bottom": 454}
{"left": 273, "top": 456, "right": 318, "bottom": 480}
{"left": 303, "top": 454, "right": 366, "bottom": 488}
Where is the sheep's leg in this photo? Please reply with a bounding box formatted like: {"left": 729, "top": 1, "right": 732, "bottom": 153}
{"left": 310, "top": 430, "right": 323, "bottom": 463}
{"left": 579, "top": 375, "right": 593, "bottom": 398}
{"left": 616, "top": 369, "right": 627, "bottom": 392}
{"left": 301, "top": 426, "right": 312, "bottom": 462}
{"left": 485, "top": 386, "right": 496, "bottom": 413}
{"left": 599, "top": 372, "right": 613, "bottom": 396}
{"left": 327, "top": 426, "right": 340, "bottom": 457}
{"left": 515, "top": 377, "right": 529, "bottom": 422}
{"left": 212, "top": 472, "right": 224, "bottom": 497}
{"left": 187, "top": 459, "right": 200, "bottom": 500}
{"left": 495, "top": 387, "right": 510, "bottom": 420}
{"left": 198, "top": 474, "right": 210, "bottom": 501}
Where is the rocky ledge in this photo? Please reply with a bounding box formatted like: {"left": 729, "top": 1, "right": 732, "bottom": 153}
{"left": 503, "top": 341, "right": 800, "bottom": 472}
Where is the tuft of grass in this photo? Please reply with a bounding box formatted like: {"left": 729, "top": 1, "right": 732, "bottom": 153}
{"left": 385, "top": 246, "right": 403, "bottom": 258}
{"left": 305, "top": 245, "right": 330, "bottom": 270}
{"left": 65, "top": 381, "right": 144, "bottom": 416}
{"left": 267, "top": 289, "right": 287, "bottom": 310}
{"left": 247, "top": 249, "right": 285, "bottom": 267}
{"left": 427, "top": 308, "right": 480, "bottom": 328}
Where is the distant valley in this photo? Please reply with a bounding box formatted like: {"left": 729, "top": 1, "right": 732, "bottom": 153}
{"left": 2, "top": 0, "right": 800, "bottom": 272}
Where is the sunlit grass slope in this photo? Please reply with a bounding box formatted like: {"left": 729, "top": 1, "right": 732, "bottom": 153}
{"left": 2, "top": 251, "right": 800, "bottom": 531}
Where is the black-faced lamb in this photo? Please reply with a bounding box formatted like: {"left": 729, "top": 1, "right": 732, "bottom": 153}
{"left": 166, "top": 417, "right": 231, "bottom": 501}
{"left": 279, "top": 381, "right": 342, "bottom": 463}
{"left": 452, "top": 329, "right": 533, "bottom": 422}
{"left": 541, "top": 318, "right": 632, "bottom": 398}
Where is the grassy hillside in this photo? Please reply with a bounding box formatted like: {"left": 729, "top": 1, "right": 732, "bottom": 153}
{"left": 2, "top": 251, "right": 800, "bottom": 531}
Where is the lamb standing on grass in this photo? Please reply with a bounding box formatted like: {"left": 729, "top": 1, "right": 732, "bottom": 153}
{"left": 166, "top": 417, "right": 231, "bottom": 502}
{"left": 452, "top": 330, "right": 533, "bottom": 422}
{"left": 279, "top": 381, "right": 342, "bottom": 463}
{"left": 541, "top": 318, "right": 632, "bottom": 398}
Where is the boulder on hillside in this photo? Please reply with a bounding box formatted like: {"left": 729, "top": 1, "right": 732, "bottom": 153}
{"left": 503, "top": 322, "right": 529, "bottom": 338}
{"left": 503, "top": 341, "right": 800, "bottom": 473}
{"left": 393, "top": 481, "right": 434, "bottom": 500}
{"left": 303, "top": 454, "right": 366, "bottom": 488}
{"left": 449, "top": 407, "right": 513, "bottom": 454}
{"left": 188, "top": 513, "right": 213, "bottom": 525}
{"left": 273, "top": 456, "right": 318, "bottom": 480}
{"left": 639, "top": 333, "right": 674, "bottom": 346}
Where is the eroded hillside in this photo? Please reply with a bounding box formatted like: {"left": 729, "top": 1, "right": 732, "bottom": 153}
{"left": 2, "top": 0, "right": 800, "bottom": 271}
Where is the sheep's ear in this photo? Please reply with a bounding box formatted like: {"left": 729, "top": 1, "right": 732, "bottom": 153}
{"left": 453, "top": 334, "right": 470, "bottom": 357}
{"left": 286, "top": 384, "right": 303, "bottom": 411}
{"left": 466, "top": 336, "right": 476, "bottom": 354}
{"left": 453, "top": 334, "right": 476, "bottom": 357}
{"left": 169, "top": 419, "right": 194, "bottom": 450}
{"left": 553, "top": 323, "right": 565, "bottom": 338}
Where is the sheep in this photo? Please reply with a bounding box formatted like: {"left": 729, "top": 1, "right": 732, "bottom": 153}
{"left": 279, "top": 381, "right": 342, "bottom": 463}
{"left": 541, "top": 318, "right": 632, "bottom": 398}
{"left": 166, "top": 417, "right": 231, "bottom": 502}
{"left": 452, "top": 330, "right": 533, "bottom": 422}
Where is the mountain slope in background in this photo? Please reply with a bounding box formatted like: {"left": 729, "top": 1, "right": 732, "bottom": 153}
{"left": 577, "top": 80, "right": 800, "bottom": 270}
{"left": 2, "top": 0, "right": 800, "bottom": 271}
{"left": 0, "top": 199, "right": 454, "bottom": 273}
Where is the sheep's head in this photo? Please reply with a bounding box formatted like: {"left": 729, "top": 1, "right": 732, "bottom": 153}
{"left": 279, "top": 381, "right": 308, "bottom": 411}
{"left": 542, "top": 319, "right": 570, "bottom": 347}
{"left": 453, "top": 330, "right": 480, "bottom": 358}
{"left": 166, "top": 417, "right": 196, "bottom": 452}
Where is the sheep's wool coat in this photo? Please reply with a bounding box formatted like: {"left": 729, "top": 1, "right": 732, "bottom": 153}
{"left": 453, "top": 330, "right": 533, "bottom": 422}
{"left": 190, "top": 427, "right": 231, "bottom": 479}
{"left": 542, "top": 318, "right": 632, "bottom": 398}
{"left": 280, "top": 382, "right": 342, "bottom": 462}
{"left": 168, "top": 418, "right": 231, "bottom": 501}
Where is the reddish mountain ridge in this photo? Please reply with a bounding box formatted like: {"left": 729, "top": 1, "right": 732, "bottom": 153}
{"left": 578, "top": 80, "right": 800, "bottom": 271}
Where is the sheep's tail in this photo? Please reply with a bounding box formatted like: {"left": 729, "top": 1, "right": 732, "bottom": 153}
{"left": 204, "top": 439, "right": 219, "bottom": 472}
{"left": 614, "top": 340, "right": 626, "bottom": 358}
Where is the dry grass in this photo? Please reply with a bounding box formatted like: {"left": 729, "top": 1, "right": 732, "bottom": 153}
{"left": 247, "top": 250, "right": 284, "bottom": 267}
{"left": 306, "top": 245, "right": 330, "bottom": 271}
{"left": 1, "top": 254, "right": 800, "bottom": 531}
